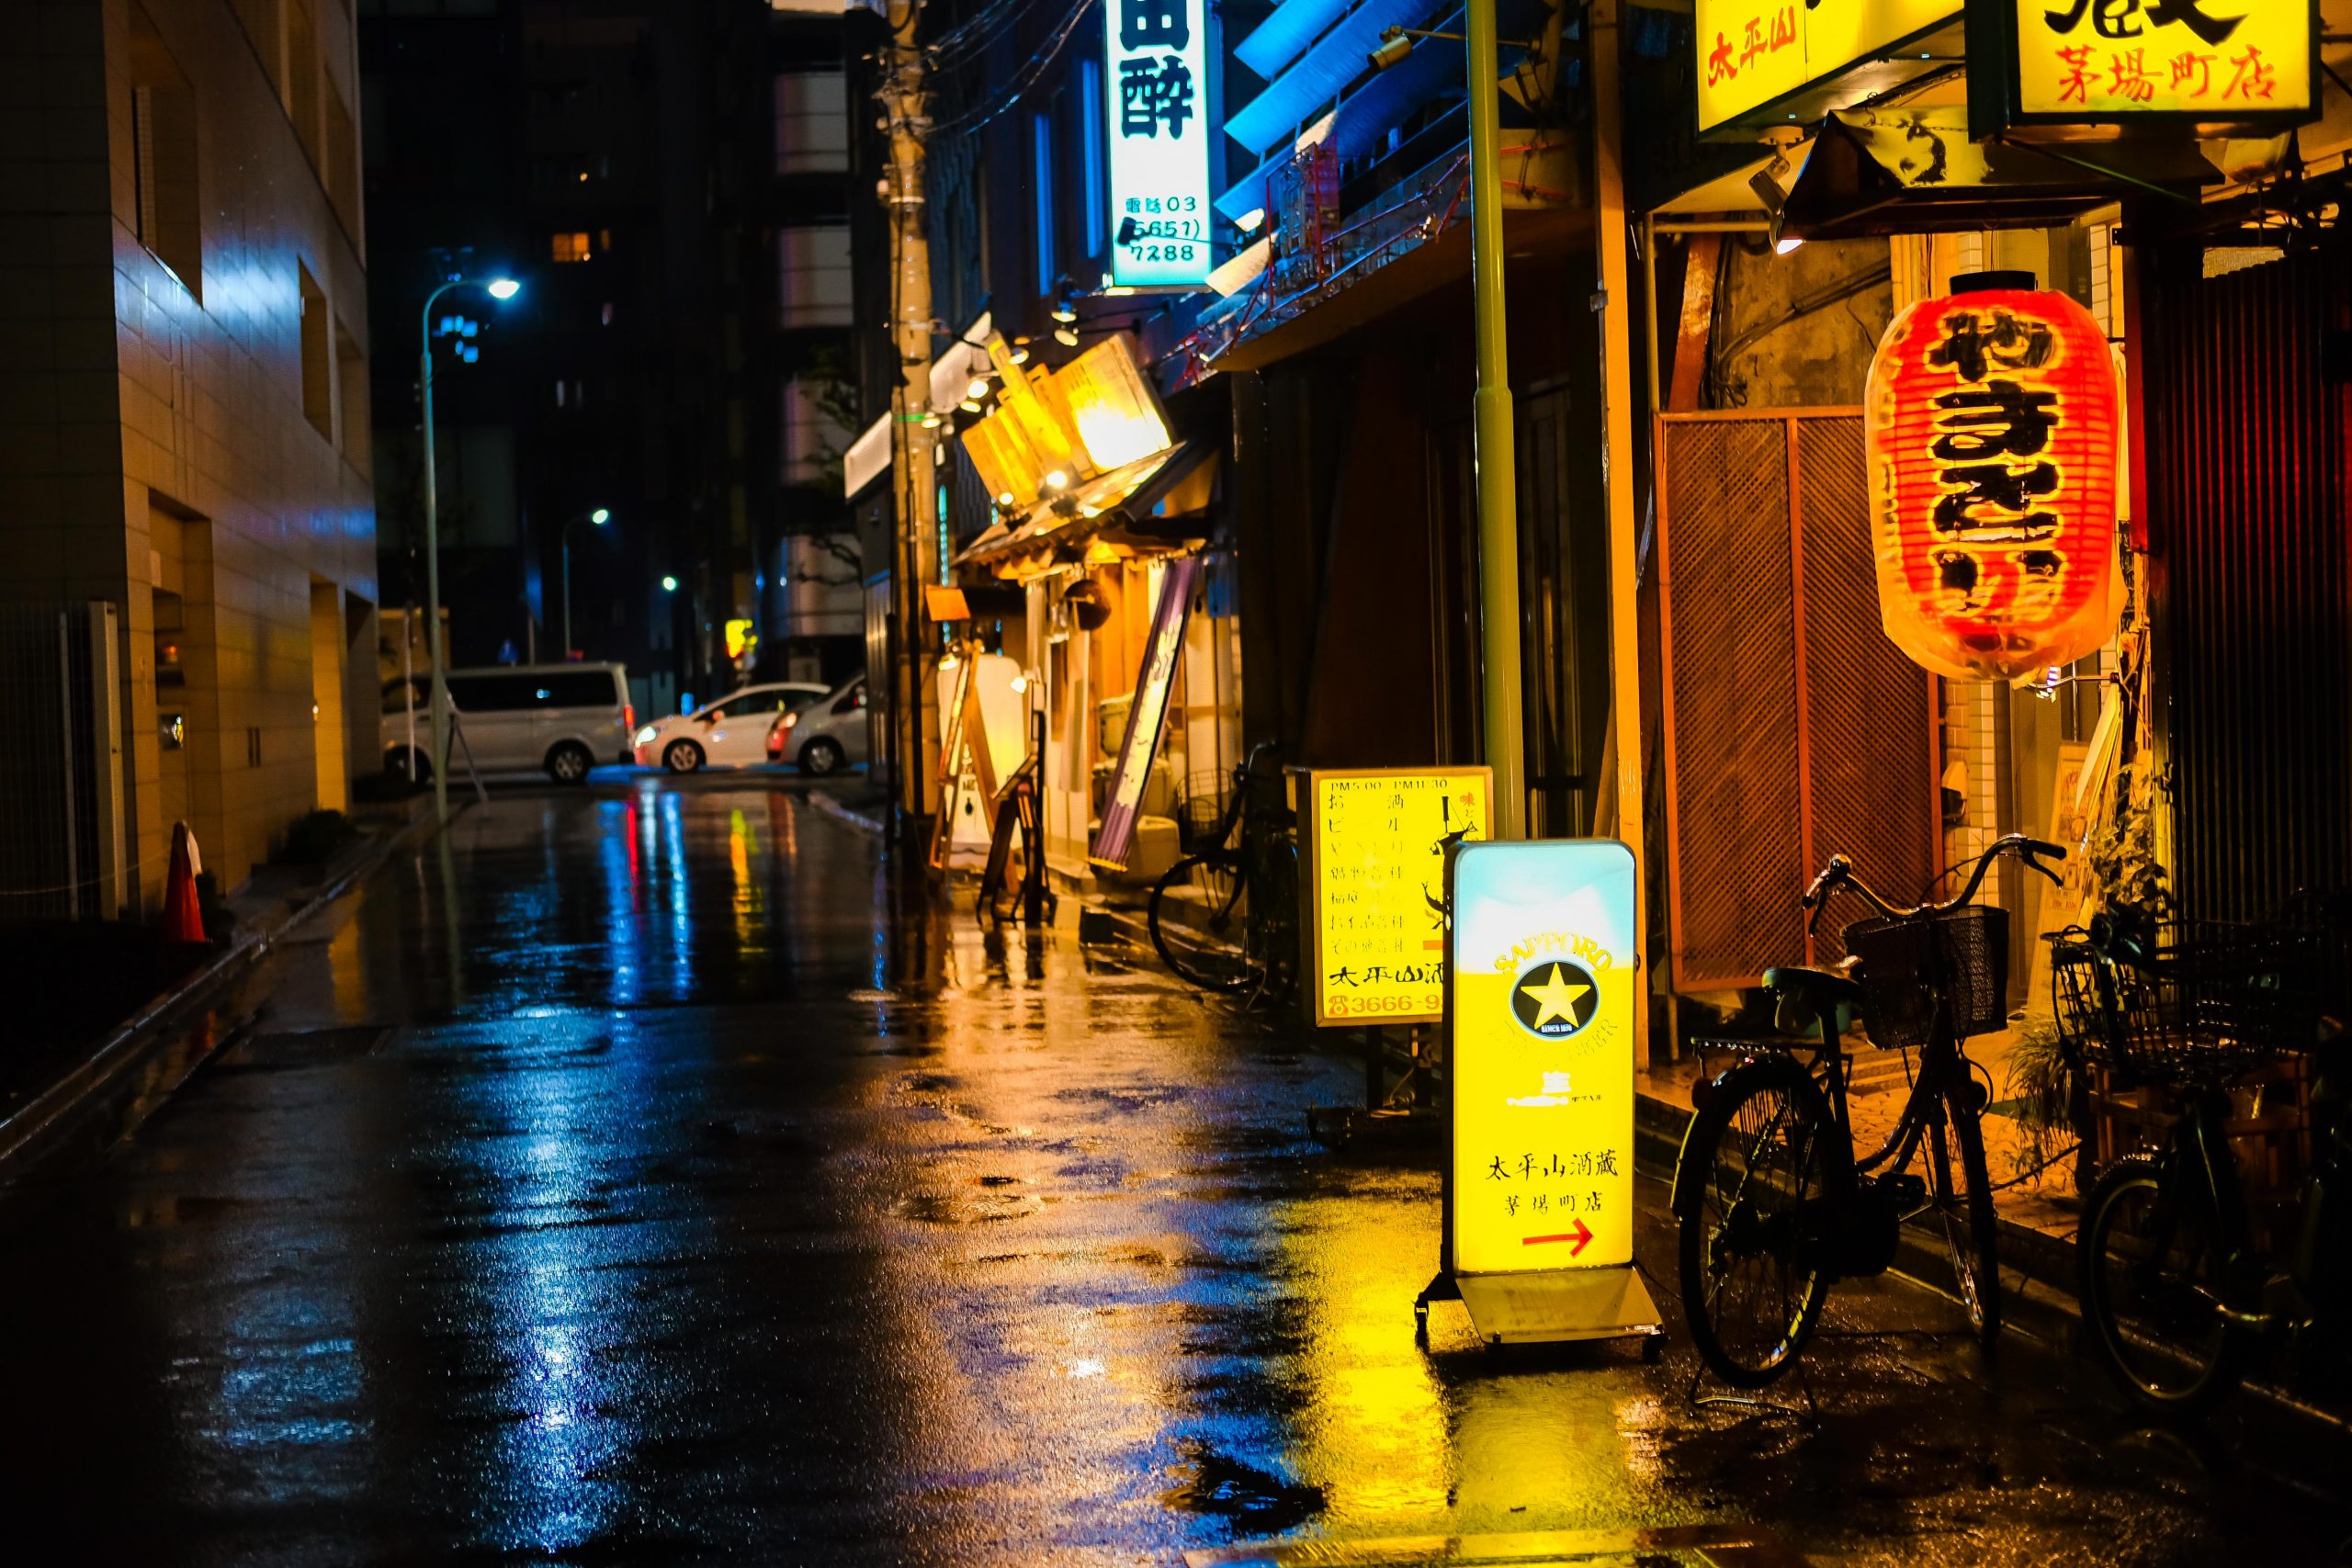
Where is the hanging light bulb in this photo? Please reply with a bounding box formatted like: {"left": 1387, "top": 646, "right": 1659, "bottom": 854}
{"left": 1054, "top": 324, "right": 1080, "bottom": 347}
{"left": 967, "top": 376, "right": 990, "bottom": 400}
{"left": 1009, "top": 337, "right": 1032, "bottom": 365}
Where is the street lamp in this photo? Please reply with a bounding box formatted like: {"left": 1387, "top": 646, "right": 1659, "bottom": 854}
{"left": 662, "top": 575, "right": 679, "bottom": 592}
{"left": 560, "top": 506, "right": 611, "bottom": 660}
{"left": 418, "top": 272, "right": 520, "bottom": 822}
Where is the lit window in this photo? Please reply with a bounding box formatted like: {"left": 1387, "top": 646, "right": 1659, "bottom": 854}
{"left": 551, "top": 231, "right": 592, "bottom": 263}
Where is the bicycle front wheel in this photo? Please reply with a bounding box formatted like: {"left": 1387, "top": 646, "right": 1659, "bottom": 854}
{"left": 1150, "top": 854, "right": 1253, "bottom": 992}
{"left": 1927, "top": 1089, "right": 2002, "bottom": 1347}
{"left": 2077, "top": 1152, "right": 2249, "bottom": 1418}
{"left": 1678, "top": 1071, "right": 1836, "bottom": 1387}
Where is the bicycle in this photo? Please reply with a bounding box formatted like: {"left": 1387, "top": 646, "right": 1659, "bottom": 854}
{"left": 2057, "top": 905, "right": 2346, "bottom": 1418}
{"left": 1672, "top": 833, "right": 2065, "bottom": 1388}
{"left": 1148, "top": 743, "right": 1299, "bottom": 998}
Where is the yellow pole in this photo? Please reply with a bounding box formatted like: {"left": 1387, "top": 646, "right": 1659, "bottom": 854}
{"left": 1590, "top": 0, "right": 1648, "bottom": 1054}
{"left": 1466, "top": 0, "right": 1525, "bottom": 840}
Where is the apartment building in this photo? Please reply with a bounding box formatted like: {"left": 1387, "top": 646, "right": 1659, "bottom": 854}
{"left": 1, "top": 0, "right": 377, "bottom": 914}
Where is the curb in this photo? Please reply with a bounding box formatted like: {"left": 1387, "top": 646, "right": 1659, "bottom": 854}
{"left": 804, "top": 790, "right": 887, "bottom": 837}
{"left": 0, "top": 800, "right": 456, "bottom": 1198}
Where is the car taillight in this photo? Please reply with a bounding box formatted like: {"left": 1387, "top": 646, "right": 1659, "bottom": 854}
{"left": 782, "top": 710, "right": 799, "bottom": 730}
{"left": 624, "top": 703, "right": 635, "bottom": 731}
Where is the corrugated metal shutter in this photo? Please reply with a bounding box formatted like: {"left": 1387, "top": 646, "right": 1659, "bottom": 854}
{"left": 2139, "top": 239, "right": 2352, "bottom": 922}
{"left": 1657, "top": 412, "right": 1937, "bottom": 990}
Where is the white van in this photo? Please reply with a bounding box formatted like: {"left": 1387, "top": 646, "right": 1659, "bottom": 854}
{"left": 382, "top": 663, "right": 633, "bottom": 784}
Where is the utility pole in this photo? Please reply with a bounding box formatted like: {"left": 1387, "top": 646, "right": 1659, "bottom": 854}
{"left": 1465, "top": 0, "right": 1527, "bottom": 840}
{"left": 1589, "top": 0, "right": 1648, "bottom": 1055}
{"left": 880, "top": 0, "right": 938, "bottom": 864}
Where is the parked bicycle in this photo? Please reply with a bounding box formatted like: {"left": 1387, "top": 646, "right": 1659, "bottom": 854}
{"left": 1148, "top": 744, "right": 1299, "bottom": 998}
{"left": 1673, "top": 833, "right": 2065, "bottom": 1388}
{"left": 2057, "top": 903, "right": 2347, "bottom": 1417}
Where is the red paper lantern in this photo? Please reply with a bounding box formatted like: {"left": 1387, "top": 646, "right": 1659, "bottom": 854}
{"left": 1864, "top": 272, "right": 2120, "bottom": 682}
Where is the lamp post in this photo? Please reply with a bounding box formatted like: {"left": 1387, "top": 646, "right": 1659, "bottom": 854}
{"left": 417, "top": 274, "right": 519, "bottom": 823}
{"left": 560, "top": 507, "right": 610, "bottom": 660}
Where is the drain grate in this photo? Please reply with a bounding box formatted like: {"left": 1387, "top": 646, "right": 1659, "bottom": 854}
{"left": 214, "top": 1024, "right": 390, "bottom": 1070}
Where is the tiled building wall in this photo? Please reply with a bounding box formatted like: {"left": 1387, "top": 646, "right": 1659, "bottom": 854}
{"left": 2, "top": 0, "right": 376, "bottom": 908}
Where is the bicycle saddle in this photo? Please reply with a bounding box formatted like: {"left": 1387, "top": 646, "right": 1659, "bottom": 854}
{"left": 1762, "top": 961, "right": 1863, "bottom": 1005}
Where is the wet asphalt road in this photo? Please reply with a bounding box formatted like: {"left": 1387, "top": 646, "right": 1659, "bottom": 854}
{"left": 0, "top": 776, "right": 2346, "bottom": 1566}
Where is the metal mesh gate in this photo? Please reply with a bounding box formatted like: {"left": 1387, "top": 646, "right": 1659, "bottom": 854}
{"left": 1657, "top": 412, "right": 1937, "bottom": 990}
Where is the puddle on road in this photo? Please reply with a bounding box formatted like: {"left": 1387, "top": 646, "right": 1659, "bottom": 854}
{"left": 1159, "top": 1438, "right": 1327, "bottom": 1532}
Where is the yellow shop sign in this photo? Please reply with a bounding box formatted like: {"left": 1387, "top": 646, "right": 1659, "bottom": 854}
{"left": 1419, "top": 839, "right": 1659, "bottom": 1348}
{"left": 1696, "top": 0, "right": 1957, "bottom": 133}
{"left": 1301, "top": 767, "right": 1490, "bottom": 1027}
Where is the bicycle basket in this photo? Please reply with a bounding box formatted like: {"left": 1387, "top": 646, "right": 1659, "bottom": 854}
{"left": 1178, "top": 771, "right": 1234, "bottom": 854}
{"left": 1843, "top": 903, "right": 2009, "bottom": 1049}
{"left": 2049, "top": 920, "right": 2319, "bottom": 1086}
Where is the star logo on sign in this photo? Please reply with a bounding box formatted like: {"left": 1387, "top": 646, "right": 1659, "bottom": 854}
{"left": 1510, "top": 960, "right": 1599, "bottom": 1040}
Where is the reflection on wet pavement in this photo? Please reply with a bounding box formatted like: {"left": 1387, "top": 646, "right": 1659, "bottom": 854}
{"left": 0, "top": 778, "right": 2343, "bottom": 1565}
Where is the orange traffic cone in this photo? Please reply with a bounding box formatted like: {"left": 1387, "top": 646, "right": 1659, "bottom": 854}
{"left": 161, "top": 820, "right": 206, "bottom": 944}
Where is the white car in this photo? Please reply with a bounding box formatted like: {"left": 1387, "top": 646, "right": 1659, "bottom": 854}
{"left": 383, "top": 663, "right": 633, "bottom": 784}
{"left": 633, "top": 682, "right": 830, "bottom": 773}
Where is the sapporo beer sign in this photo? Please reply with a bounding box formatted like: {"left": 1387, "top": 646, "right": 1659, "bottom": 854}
{"left": 1448, "top": 840, "right": 1638, "bottom": 1276}
{"left": 1864, "top": 275, "right": 2120, "bottom": 682}
{"left": 1302, "top": 768, "right": 1490, "bottom": 1027}
{"left": 1103, "top": 0, "right": 1213, "bottom": 288}
{"left": 1996, "top": 0, "right": 2316, "bottom": 125}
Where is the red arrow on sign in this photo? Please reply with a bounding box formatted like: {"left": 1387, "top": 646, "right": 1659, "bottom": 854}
{"left": 1522, "top": 1217, "right": 1594, "bottom": 1255}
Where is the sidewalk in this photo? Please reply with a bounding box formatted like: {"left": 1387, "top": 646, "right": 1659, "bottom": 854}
{"left": 0, "top": 794, "right": 452, "bottom": 1201}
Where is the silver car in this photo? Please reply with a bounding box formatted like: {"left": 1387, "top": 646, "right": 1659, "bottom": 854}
{"left": 765, "top": 674, "right": 868, "bottom": 775}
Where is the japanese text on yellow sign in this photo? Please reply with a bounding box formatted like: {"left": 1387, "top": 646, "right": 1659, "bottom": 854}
{"left": 2011, "top": 0, "right": 2311, "bottom": 118}
{"left": 1449, "top": 840, "right": 1638, "bottom": 1277}
{"left": 1696, "top": 0, "right": 1956, "bottom": 131}
{"left": 1305, "top": 769, "right": 1489, "bottom": 1026}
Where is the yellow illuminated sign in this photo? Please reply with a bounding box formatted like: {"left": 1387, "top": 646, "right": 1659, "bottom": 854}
{"left": 2009, "top": 0, "right": 2313, "bottom": 118}
{"left": 1447, "top": 840, "right": 1638, "bottom": 1277}
{"left": 723, "top": 618, "right": 756, "bottom": 660}
{"left": 1695, "top": 0, "right": 1955, "bottom": 132}
{"left": 1053, "top": 335, "right": 1174, "bottom": 471}
{"left": 1302, "top": 768, "right": 1490, "bottom": 1027}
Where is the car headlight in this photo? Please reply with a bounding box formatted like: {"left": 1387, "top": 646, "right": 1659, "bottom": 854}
{"left": 634, "top": 726, "right": 658, "bottom": 745}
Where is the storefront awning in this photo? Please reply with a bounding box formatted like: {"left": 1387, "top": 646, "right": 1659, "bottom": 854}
{"left": 951, "top": 441, "right": 1215, "bottom": 576}
{"left": 1783, "top": 107, "right": 2217, "bottom": 240}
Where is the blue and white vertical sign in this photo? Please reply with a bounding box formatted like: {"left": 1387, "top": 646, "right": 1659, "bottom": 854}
{"left": 1102, "top": 0, "right": 1212, "bottom": 288}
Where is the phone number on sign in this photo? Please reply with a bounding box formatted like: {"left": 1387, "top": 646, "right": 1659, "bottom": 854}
{"left": 1323, "top": 992, "right": 1442, "bottom": 1018}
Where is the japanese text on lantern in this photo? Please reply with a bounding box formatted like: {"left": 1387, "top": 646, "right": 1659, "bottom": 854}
{"left": 1305, "top": 769, "right": 1489, "bottom": 1026}
{"left": 1103, "top": 0, "right": 1213, "bottom": 288}
{"left": 2012, "top": 0, "right": 2312, "bottom": 118}
{"left": 1864, "top": 284, "right": 2120, "bottom": 682}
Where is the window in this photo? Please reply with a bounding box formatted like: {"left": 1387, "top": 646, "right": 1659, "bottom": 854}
{"left": 288, "top": 0, "right": 322, "bottom": 169}
{"left": 324, "top": 74, "right": 359, "bottom": 233}
{"left": 551, "top": 231, "right": 592, "bottom": 263}
{"left": 446, "top": 673, "right": 539, "bottom": 711}
{"left": 832, "top": 682, "right": 865, "bottom": 716}
{"left": 777, "top": 223, "right": 852, "bottom": 327}
{"left": 542, "top": 671, "right": 619, "bottom": 707}
{"left": 774, "top": 71, "right": 849, "bottom": 175}
{"left": 1033, "top": 109, "right": 1057, "bottom": 299}
{"left": 334, "top": 315, "right": 368, "bottom": 469}
{"left": 129, "top": 6, "right": 202, "bottom": 296}
{"left": 298, "top": 262, "right": 332, "bottom": 440}
{"left": 1078, "top": 57, "right": 1106, "bottom": 260}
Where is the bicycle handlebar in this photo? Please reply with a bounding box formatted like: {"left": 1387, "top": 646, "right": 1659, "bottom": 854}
{"left": 1803, "top": 833, "right": 2066, "bottom": 935}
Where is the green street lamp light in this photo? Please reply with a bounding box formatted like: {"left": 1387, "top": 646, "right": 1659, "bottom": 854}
{"left": 662, "top": 575, "right": 679, "bottom": 592}
{"left": 418, "top": 273, "right": 521, "bottom": 822}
